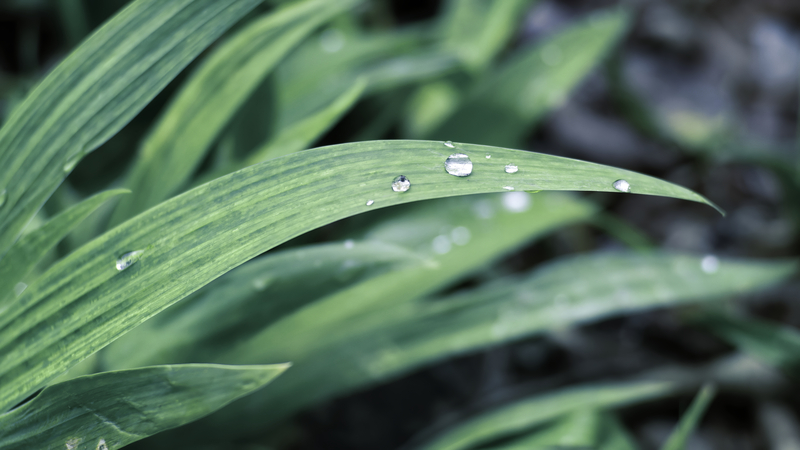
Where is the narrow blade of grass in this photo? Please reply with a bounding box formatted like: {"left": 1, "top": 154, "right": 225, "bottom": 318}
{"left": 0, "top": 0, "right": 263, "bottom": 259}
{"left": 661, "top": 384, "right": 717, "bottom": 450}
{"left": 0, "top": 363, "right": 288, "bottom": 449}
{"left": 431, "top": 8, "right": 631, "bottom": 147}
{"left": 416, "top": 381, "right": 672, "bottom": 450}
{"left": 0, "top": 140, "right": 719, "bottom": 412}
{"left": 111, "top": 0, "right": 360, "bottom": 224}
{"left": 0, "top": 189, "right": 128, "bottom": 306}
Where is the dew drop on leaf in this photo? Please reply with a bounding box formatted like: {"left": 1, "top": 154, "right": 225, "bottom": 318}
{"left": 444, "top": 140, "right": 455, "bottom": 148}
{"left": 97, "top": 438, "right": 109, "bottom": 450}
{"left": 116, "top": 250, "right": 144, "bottom": 271}
{"left": 485, "top": 154, "right": 491, "bottom": 159}
{"left": 366, "top": 199, "right": 374, "bottom": 206}
{"left": 612, "top": 179, "right": 631, "bottom": 193}
{"left": 504, "top": 164, "right": 518, "bottom": 174}
{"left": 392, "top": 175, "right": 410, "bottom": 192}
{"left": 444, "top": 153, "right": 473, "bottom": 177}
{"left": 502, "top": 186, "right": 515, "bottom": 191}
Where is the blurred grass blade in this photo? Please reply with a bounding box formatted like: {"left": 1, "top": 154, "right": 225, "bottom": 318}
{"left": 599, "top": 413, "right": 641, "bottom": 450}
{"left": 0, "top": 0, "right": 263, "bottom": 260}
{"left": 103, "top": 240, "right": 426, "bottom": 370}
{"left": 0, "top": 189, "right": 128, "bottom": 306}
{"left": 702, "top": 314, "right": 800, "bottom": 375}
{"left": 416, "top": 381, "right": 672, "bottom": 450}
{"left": 497, "top": 409, "right": 602, "bottom": 449}
{"left": 111, "top": 0, "right": 360, "bottom": 225}
{"left": 0, "top": 140, "right": 718, "bottom": 412}
{"left": 244, "top": 77, "right": 367, "bottom": 164}
{"left": 431, "top": 7, "right": 630, "bottom": 147}
{"left": 0, "top": 363, "right": 288, "bottom": 449}
{"left": 442, "top": 0, "right": 534, "bottom": 72}
{"left": 661, "top": 384, "right": 717, "bottom": 450}
{"left": 210, "top": 252, "right": 795, "bottom": 434}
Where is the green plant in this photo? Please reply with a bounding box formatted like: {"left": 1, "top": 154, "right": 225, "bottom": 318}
{"left": 0, "top": 0, "right": 795, "bottom": 449}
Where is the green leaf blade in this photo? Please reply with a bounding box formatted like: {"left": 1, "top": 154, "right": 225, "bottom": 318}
{"left": 0, "top": 140, "right": 720, "bottom": 411}
{"left": 0, "top": 363, "right": 288, "bottom": 450}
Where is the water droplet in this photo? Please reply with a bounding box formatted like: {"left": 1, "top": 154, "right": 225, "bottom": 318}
{"left": 392, "top": 175, "right": 411, "bottom": 192}
{"left": 701, "top": 255, "right": 719, "bottom": 274}
{"left": 450, "top": 226, "right": 471, "bottom": 246}
{"left": 252, "top": 277, "right": 271, "bottom": 291}
{"left": 97, "top": 438, "right": 109, "bottom": 450}
{"left": 504, "top": 164, "right": 518, "bottom": 174}
{"left": 502, "top": 192, "right": 531, "bottom": 213}
{"left": 444, "top": 141, "right": 455, "bottom": 148}
{"left": 63, "top": 156, "right": 79, "bottom": 173}
{"left": 431, "top": 235, "right": 452, "bottom": 255}
{"left": 473, "top": 200, "right": 495, "bottom": 219}
{"left": 344, "top": 239, "right": 355, "bottom": 249}
{"left": 13, "top": 282, "right": 27, "bottom": 297}
{"left": 485, "top": 154, "right": 491, "bottom": 159}
{"left": 444, "top": 153, "right": 473, "bottom": 177}
{"left": 366, "top": 200, "right": 374, "bottom": 206}
{"left": 319, "top": 28, "right": 345, "bottom": 53}
{"left": 502, "top": 186, "right": 515, "bottom": 191}
{"left": 612, "top": 179, "right": 631, "bottom": 193}
{"left": 540, "top": 43, "right": 563, "bottom": 66}
{"left": 115, "top": 250, "right": 144, "bottom": 271}
{"left": 66, "top": 438, "right": 82, "bottom": 450}
{"left": 0, "top": 189, "right": 5, "bottom": 207}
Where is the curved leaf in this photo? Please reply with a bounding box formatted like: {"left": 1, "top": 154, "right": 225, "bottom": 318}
{"left": 0, "top": 363, "right": 288, "bottom": 449}
{"left": 112, "top": 0, "right": 360, "bottom": 224}
{"left": 0, "top": 139, "right": 718, "bottom": 411}
{"left": 0, "top": 0, "right": 263, "bottom": 259}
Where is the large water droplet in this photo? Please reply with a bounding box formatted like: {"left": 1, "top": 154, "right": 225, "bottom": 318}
{"left": 701, "top": 255, "right": 719, "bottom": 274}
{"left": 392, "top": 175, "right": 411, "bottom": 192}
{"left": 97, "top": 438, "right": 109, "bottom": 450}
{"left": 444, "top": 141, "right": 455, "bottom": 148}
{"left": 0, "top": 189, "right": 6, "bottom": 207}
{"left": 445, "top": 153, "right": 473, "bottom": 177}
{"left": 366, "top": 200, "right": 374, "bottom": 206}
{"left": 116, "top": 250, "right": 144, "bottom": 271}
{"left": 612, "top": 179, "right": 631, "bottom": 193}
{"left": 504, "top": 164, "right": 518, "bottom": 174}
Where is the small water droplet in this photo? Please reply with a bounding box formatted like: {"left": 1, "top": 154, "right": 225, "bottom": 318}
{"left": 701, "top": 255, "right": 719, "bottom": 274}
{"left": 97, "top": 438, "right": 109, "bottom": 450}
{"left": 612, "top": 179, "right": 631, "bottom": 193}
{"left": 431, "top": 235, "right": 452, "bottom": 255}
{"left": 13, "top": 282, "right": 27, "bottom": 297}
{"left": 115, "top": 250, "right": 144, "bottom": 271}
{"left": 344, "top": 239, "right": 355, "bottom": 249}
{"left": 0, "top": 189, "right": 5, "bottom": 207}
{"left": 504, "top": 164, "right": 518, "bottom": 174}
{"left": 366, "top": 200, "right": 374, "bottom": 206}
{"left": 450, "top": 226, "right": 471, "bottom": 246}
{"left": 485, "top": 154, "right": 491, "bottom": 159}
{"left": 63, "top": 156, "right": 80, "bottom": 173}
{"left": 319, "top": 28, "right": 345, "bottom": 53}
{"left": 502, "top": 192, "right": 531, "bottom": 213}
{"left": 66, "top": 438, "right": 82, "bottom": 450}
{"left": 392, "top": 175, "right": 411, "bottom": 192}
{"left": 444, "top": 153, "right": 473, "bottom": 177}
{"left": 252, "top": 277, "right": 271, "bottom": 291}
{"left": 502, "top": 186, "right": 515, "bottom": 191}
{"left": 444, "top": 141, "right": 455, "bottom": 148}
